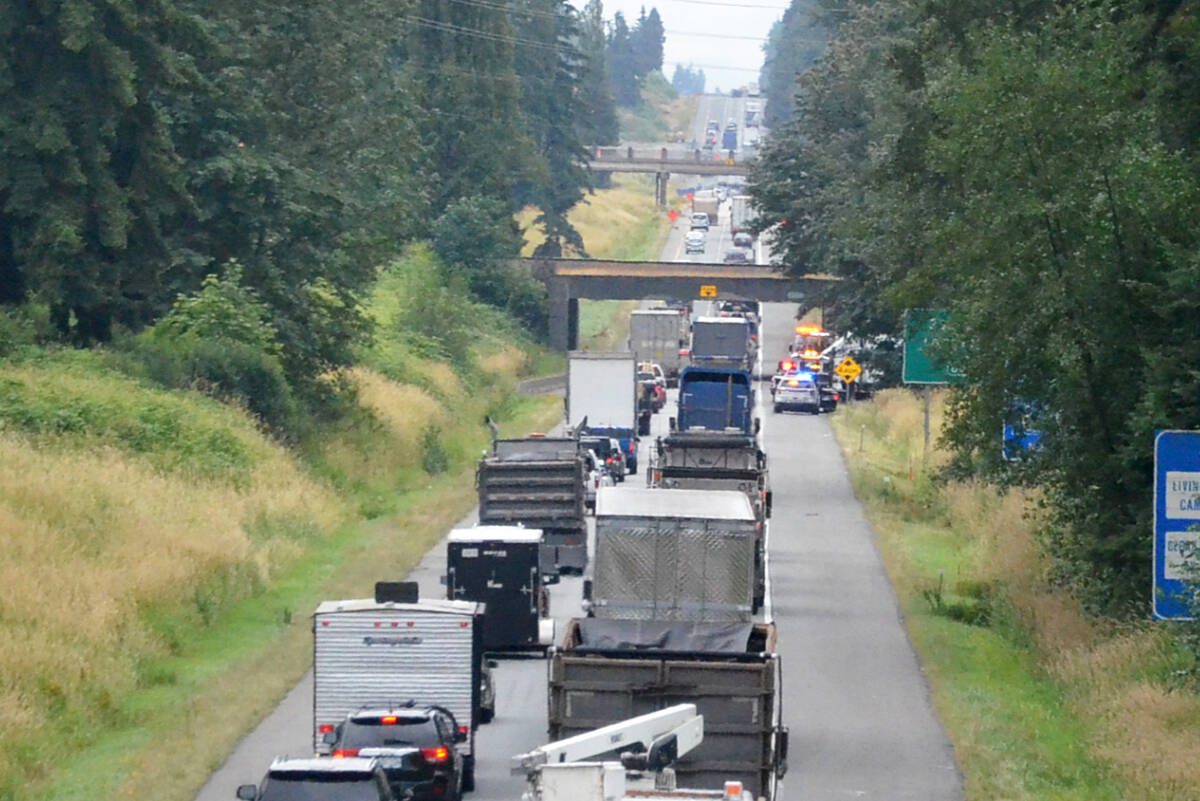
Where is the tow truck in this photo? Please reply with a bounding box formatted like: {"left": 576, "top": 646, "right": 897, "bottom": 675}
{"left": 512, "top": 705, "right": 753, "bottom": 801}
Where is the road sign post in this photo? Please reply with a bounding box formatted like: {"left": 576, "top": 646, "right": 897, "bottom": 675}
{"left": 1154, "top": 431, "right": 1200, "bottom": 620}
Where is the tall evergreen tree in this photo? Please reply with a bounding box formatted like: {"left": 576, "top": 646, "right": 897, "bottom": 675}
{"left": 631, "top": 7, "right": 665, "bottom": 78}
{"left": 511, "top": 0, "right": 591, "bottom": 256}
{"left": 606, "top": 13, "right": 640, "bottom": 106}
{"left": 578, "top": 0, "right": 621, "bottom": 145}
{"left": 402, "top": 0, "right": 536, "bottom": 215}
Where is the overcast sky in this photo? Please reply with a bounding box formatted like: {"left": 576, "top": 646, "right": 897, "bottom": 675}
{"left": 571, "top": 0, "right": 788, "bottom": 92}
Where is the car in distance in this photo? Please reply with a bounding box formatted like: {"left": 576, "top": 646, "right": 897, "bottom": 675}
{"left": 684, "top": 230, "right": 706, "bottom": 253}
{"left": 723, "top": 248, "right": 751, "bottom": 264}
{"left": 237, "top": 757, "right": 395, "bottom": 801}
{"left": 774, "top": 375, "right": 821, "bottom": 414}
{"left": 580, "top": 436, "right": 627, "bottom": 482}
{"left": 689, "top": 212, "right": 710, "bottom": 230}
{"left": 733, "top": 231, "right": 754, "bottom": 249}
{"left": 324, "top": 703, "right": 468, "bottom": 799}
{"left": 582, "top": 449, "right": 616, "bottom": 512}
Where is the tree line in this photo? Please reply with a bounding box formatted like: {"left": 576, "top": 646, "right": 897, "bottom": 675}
{"left": 0, "top": 0, "right": 649, "bottom": 427}
{"left": 750, "top": 0, "right": 1200, "bottom": 614}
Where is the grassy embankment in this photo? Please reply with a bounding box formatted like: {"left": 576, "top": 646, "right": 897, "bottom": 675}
{"left": 831, "top": 390, "right": 1200, "bottom": 800}
{"left": 618, "top": 71, "right": 699, "bottom": 142}
{"left": 0, "top": 246, "right": 564, "bottom": 801}
{"left": 518, "top": 173, "right": 678, "bottom": 350}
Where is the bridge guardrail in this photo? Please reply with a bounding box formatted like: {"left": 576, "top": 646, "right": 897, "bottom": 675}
{"left": 590, "top": 146, "right": 756, "bottom": 166}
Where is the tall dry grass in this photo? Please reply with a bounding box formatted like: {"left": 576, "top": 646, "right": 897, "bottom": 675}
{"left": 835, "top": 388, "right": 1200, "bottom": 800}
{"left": 0, "top": 427, "right": 344, "bottom": 789}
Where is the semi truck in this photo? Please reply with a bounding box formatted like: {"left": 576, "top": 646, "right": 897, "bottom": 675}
{"left": 312, "top": 583, "right": 485, "bottom": 786}
{"left": 689, "top": 317, "right": 754, "bottom": 372}
{"left": 476, "top": 436, "right": 588, "bottom": 573}
{"left": 588, "top": 487, "right": 757, "bottom": 622}
{"left": 548, "top": 618, "right": 787, "bottom": 800}
{"left": 629, "top": 309, "right": 688, "bottom": 386}
{"left": 567, "top": 352, "right": 640, "bottom": 474}
{"left": 729, "top": 195, "right": 753, "bottom": 235}
{"left": 690, "top": 191, "right": 719, "bottom": 223}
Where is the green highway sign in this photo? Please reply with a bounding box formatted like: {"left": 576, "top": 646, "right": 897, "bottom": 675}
{"left": 903, "top": 309, "right": 963, "bottom": 385}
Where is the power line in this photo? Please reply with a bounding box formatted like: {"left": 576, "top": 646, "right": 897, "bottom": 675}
{"left": 665, "top": 29, "right": 768, "bottom": 41}
{"left": 665, "top": 60, "right": 764, "bottom": 74}
{"left": 657, "top": 0, "right": 789, "bottom": 10}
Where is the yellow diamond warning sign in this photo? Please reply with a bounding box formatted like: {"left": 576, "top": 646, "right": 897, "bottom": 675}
{"left": 835, "top": 357, "right": 863, "bottom": 383}
{"left": 699, "top": 285, "right": 718, "bottom": 298}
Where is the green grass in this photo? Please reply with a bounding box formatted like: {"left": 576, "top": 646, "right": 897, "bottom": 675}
{"left": 831, "top": 392, "right": 1127, "bottom": 801}
{"left": 34, "top": 391, "right": 562, "bottom": 801}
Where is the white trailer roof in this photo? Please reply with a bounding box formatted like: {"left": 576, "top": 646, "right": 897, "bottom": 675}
{"left": 313, "top": 598, "right": 482, "bottom": 616}
{"left": 449, "top": 526, "right": 543, "bottom": 543}
{"left": 595, "top": 487, "right": 755, "bottom": 521}
{"left": 693, "top": 316, "right": 750, "bottom": 326}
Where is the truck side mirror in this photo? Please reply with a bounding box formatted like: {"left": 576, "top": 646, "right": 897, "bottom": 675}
{"left": 765, "top": 491, "right": 773, "bottom": 518}
{"left": 669, "top": 417, "right": 677, "bottom": 432}
{"left": 236, "top": 785, "right": 259, "bottom": 801}
{"left": 582, "top": 579, "right": 593, "bottom": 602}
{"left": 754, "top": 418, "right": 762, "bottom": 435}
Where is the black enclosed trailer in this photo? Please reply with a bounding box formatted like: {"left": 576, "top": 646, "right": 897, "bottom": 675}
{"left": 446, "top": 526, "right": 554, "bottom": 652}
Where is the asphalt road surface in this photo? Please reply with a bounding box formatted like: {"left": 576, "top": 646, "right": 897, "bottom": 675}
{"left": 195, "top": 99, "right": 962, "bottom": 801}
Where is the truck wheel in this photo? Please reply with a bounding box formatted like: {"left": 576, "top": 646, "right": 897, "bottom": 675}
{"left": 773, "top": 404, "right": 781, "bottom": 413}
{"left": 462, "top": 761, "right": 476, "bottom": 793}
{"left": 480, "top": 706, "right": 494, "bottom": 724}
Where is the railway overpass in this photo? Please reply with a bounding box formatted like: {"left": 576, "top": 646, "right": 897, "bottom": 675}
{"left": 588, "top": 146, "right": 752, "bottom": 206}
{"left": 521, "top": 258, "right": 829, "bottom": 350}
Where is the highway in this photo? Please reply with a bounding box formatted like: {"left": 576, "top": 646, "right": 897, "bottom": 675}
{"left": 195, "top": 98, "right": 962, "bottom": 801}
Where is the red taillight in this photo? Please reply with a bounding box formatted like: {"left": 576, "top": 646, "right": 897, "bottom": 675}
{"left": 678, "top": 349, "right": 689, "bottom": 356}
{"left": 421, "top": 746, "right": 451, "bottom": 763}
{"left": 381, "top": 715, "right": 398, "bottom": 725}
{"left": 460, "top": 621, "right": 468, "bottom": 627}
{"left": 459, "top": 725, "right": 469, "bottom": 735}
{"left": 834, "top": 394, "right": 840, "bottom": 401}
{"left": 606, "top": 457, "right": 614, "bottom": 464}
{"left": 333, "top": 748, "right": 360, "bottom": 758}
{"left": 626, "top": 441, "right": 635, "bottom": 453}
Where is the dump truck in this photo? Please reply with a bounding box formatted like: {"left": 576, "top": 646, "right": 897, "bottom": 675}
{"left": 548, "top": 618, "right": 786, "bottom": 800}
{"left": 476, "top": 437, "right": 588, "bottom": 573}
{"left": 629, "top": 309, "right": 688, "bottom": 386}
{"left": 654, "top": 368, "right": 770, "bottom": 610}
{"left": 689, "top": 317, "right": 754, "bottom": 372}
{"left": 588, "top": 487, "right": 757, "bottom": 622}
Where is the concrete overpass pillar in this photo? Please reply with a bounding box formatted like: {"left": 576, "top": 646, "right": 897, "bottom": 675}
{"left": 548, "top": 282, "right": 578, "bottom": 352}
{"left": 655, "top": 172, "right": 670, "bottom": 209}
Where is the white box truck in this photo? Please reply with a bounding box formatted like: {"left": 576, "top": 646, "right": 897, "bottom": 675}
{"left": 568, "top": 352, "right": 639, "bottom": 473}
{"left": 312, "top": 584, "right": 484, "bottom": 784}
{"left": 629, "top": 309, "right": 688, "bottom": 386}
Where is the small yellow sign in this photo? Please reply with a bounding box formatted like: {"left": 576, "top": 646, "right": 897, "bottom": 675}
{"left": 835, "top": 356, "right": 863, "bottom": 383}
{"left": 699, "top": 285, "right": 718, "bottom": 298}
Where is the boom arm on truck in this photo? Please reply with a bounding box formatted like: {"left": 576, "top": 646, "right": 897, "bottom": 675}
{"left": 513, "top": 705, "right": 733, "bottom": 801}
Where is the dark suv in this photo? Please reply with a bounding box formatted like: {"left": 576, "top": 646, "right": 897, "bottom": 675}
{"left": 237, "top": 757, "right": 395, "bottom": 801}
{"left": 325, "top": 704, "right": 467, "bottom": 800}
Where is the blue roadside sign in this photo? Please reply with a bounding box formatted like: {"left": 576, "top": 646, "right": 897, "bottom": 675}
{"left": 1153, "top": 431, "right": 1200, "bottom": 620}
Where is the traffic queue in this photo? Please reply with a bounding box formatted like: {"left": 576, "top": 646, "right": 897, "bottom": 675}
{"left": 233, "top": 300, "right": 787, "bottom": 801}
